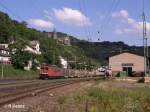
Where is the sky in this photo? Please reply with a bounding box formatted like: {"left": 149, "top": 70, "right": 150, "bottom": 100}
{"left": 0, "top": 0, "right": 150, "bottom": 46}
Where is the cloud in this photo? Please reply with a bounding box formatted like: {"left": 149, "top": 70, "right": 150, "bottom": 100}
{"left": 27, "top": 19, "right": 54, "bottom": 29}
{"left": 112, "top": 10, "right": 150, "bottom": 37}
{"left": 52, "top": 7, "right": 91, "bottom": 27}
{"left": 114, "top": 29, "right": 123, "bottom": 35}
{"left": 127, "top": 18, "right": 135, "bottom": 24}
{"left": 112, "top": 10, "right": 129, "bottom": 19}
{"left": 137, "top": 22, "right": 150, "bottom": 31}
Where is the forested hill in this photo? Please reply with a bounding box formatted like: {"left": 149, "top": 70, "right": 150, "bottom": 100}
{"left": 0, "top": 11, "right": 148, "bottom": 67}
{"left": 0, "top": 11, "right": 100, "bottom": 69}
{"left": 51, "top": 34, "right": 149, "bottom": 66}
{"left": 57, "top": 31, "right": 149, "bottom": 65}
{"left": 73, "top": 41, "right": 149, "bottom": 65}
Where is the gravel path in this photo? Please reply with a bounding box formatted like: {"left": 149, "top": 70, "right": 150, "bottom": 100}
{"left": 0, "top": 81, "right": 95, "bottom": 112}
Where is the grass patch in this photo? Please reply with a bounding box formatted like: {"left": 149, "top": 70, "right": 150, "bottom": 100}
{"left": 56, "top": 81, "right": 150, "bottom": 112}
{"left": 81, "top": 85, "right": 150, "bottom": 112}
{"left": 57, "top": 96, "right": 67, "bottom": 104}
{"left": 0, "top": 65, "right": 39, "bottom": 78}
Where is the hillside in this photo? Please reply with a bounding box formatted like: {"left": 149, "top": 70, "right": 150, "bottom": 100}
{"left": 74, "top": 41, "right": 150, "bottom": 65}
{"left": 55, "top": 31, "right": 149, "bottom": 65}
{"left": 0, "top": 11, "right": 100, "bottom": 70}
{"left": 0, "top": 11, "right": 149, "bottom": 69}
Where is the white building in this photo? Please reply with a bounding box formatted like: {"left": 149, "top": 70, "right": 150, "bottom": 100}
{"left": 109, "top": 52, "right": 144, "bottom": 76}
{"left": 0, "top": 44, "right": 11, "bottom": 64}
{"left": 0, "top": 44, "right": 9, "bottom": 49}
{"left": 59, "top": 56, "right": 68, "bottom": 68}
{"left": 63, "top": 36, "right": 71, "bottom": 45}
{"left": 24, "top": 60, "right": 32, "bottom": 71}
{"left": 24, "top": 40, "right": 41, "bottom": 55}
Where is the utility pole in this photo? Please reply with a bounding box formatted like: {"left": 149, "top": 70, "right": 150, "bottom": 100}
{"left": 1, "top": 64, "right": 3, "bottom": 79}
{"left": 142, "top": 0, "right": 149, "bottom": 76}
{"left": 1, "top": 58, "right": 3, "bottom": 79}
{"left": 52, "top": 30, "right": 57, "bottom": 65}
{"left": 75, "top": 56, "right": 77, "bottom": 69}
{"left": 143, "top": 12, "right": 147, "bottom": 76}
{"left": 75, "top": 56, "right": 77, "bottom": 74}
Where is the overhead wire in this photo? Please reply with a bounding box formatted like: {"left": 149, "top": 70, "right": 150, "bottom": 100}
{"left": 97, "top": 0, "right": 116, "bottom": 41}
{"left": 81, "top": 0, "right": 93, "bottom": 42}
{"left": 97, "top": 0, "right": 120, "bottom": 41}
{"left": 77, "top": 0, "right": 120, "bottom": 64}
{"left": 78, "top": 0, "right": 97, "bottom": 69}
{"left": 80, "top": 0, "right": 100, "bottom": 65}
{"left": 98, "top": 0, "right": 116, "bottom": 35}
{"left": 78, "top": 0, "right": 91, "bottom": 42}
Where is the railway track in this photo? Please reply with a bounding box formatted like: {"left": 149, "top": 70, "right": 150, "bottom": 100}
{"left": 0, "top": 79, "right": 64, "bottom": 90}
{"left": 0, "top": 79, "right": 78, "bottom": 98}
{"left": 0, "top": 77, "right": 98, "bottom": 108}
{"left": 0, "top": 80, "right": 60, "bottom": 97}
{"left": 0, "top": 79, "right": 39, "bottom": 86}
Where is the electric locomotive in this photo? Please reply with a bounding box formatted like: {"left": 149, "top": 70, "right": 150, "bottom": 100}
{"left": 39, "top": 65, "right": 64, "bottom": 79}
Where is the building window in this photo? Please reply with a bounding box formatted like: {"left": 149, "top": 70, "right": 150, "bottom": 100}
{"left": 122, "top": 63, "right": 134, "bottom": 66}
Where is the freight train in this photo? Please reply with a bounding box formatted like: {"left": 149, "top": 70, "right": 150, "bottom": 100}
{"left": 39, "top": 65, "right": 103, "bottom": 79}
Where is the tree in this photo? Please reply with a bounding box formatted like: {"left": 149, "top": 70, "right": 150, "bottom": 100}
{"left": 10, "top": 39, "right": 33, "bottom": 69}
{"left": 0, "top": 11, "right": 102, "bottom": 70}
{"left": 11, "top": 50, "right": 33, "bottom": 69}
{"left": 0, "top": 12, "right": 13, "bottom": 43}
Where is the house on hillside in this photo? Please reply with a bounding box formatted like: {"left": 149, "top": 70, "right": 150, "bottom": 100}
{"left": 57, "top": 36, "right": 71, "bottom": 45}
{"left": 63, "top": 36, "right": 71, "bottom": 45}
{"left": 48, "top": 31, "right": 71, "bottom": 45}
{"left": 109, "top": 52, "right": 145, "bottom": 76}
{"left": 59, "top": 56, "right": 68, "bottom": 69}
{"left": 48, "top": 31, "right": 57, "bottom": 39}
{"left": 23, "top": 41, "right": 41, "bottom": 70}
{"left": 48, "top": 32, "right": 53, "bottom": 38}
{"left": 24, "top": 40, "right": 41, "bottom": 55}
{"left": 0, "top": 44, "right": 11, "bottom": 64}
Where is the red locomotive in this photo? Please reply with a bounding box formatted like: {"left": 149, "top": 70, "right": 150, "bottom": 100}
{"left": 39, "top": 65, "right": 65, "bottom": 79}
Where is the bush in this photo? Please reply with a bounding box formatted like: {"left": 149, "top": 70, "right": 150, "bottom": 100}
{"left": 132, "top": 72, "right": 144, "bottom": 77}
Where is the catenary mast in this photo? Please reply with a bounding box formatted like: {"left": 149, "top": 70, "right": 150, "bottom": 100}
{"left": 142, "top": 0, "right": 149, "bottom": 76}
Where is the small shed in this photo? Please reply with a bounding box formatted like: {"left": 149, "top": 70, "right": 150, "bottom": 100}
{"left": 109, "top": 52, "right": 144, "bottom": 76}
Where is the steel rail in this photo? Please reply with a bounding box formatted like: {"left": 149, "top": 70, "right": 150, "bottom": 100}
{"left": 0, "top": 80, "right": 39, "bottom": 86}
{"left": 0, "top": 78, "right": 97, "bottom": 107}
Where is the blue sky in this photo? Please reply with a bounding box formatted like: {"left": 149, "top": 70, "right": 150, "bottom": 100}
{"left": 0, "top": 0, "right": 150, "bottom": 46}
